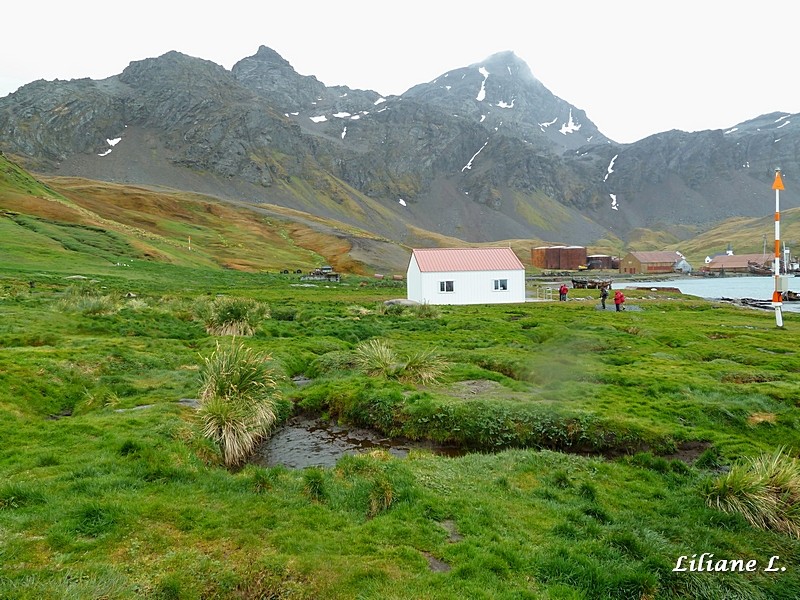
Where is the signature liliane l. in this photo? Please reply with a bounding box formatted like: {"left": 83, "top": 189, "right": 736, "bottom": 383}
{"left": 673, "top": 553, "right": 786, "bottom": 573}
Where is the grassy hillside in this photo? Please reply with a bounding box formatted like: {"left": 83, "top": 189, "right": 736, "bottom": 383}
{"left": 673, "top": 211, "right": 800, "bottom": 265}
{"left": 623, "top": 210, "right": 800, "bottom": 270}
{"left": 6, "top": 152, "right": 795, "bottom": 275}
{"left": 0, "top": 154, "right": 417, "bottom": 276}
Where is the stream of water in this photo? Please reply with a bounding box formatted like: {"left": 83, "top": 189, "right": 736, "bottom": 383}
{"left": 252, "top": 416, "right": 463, "bottom": 469}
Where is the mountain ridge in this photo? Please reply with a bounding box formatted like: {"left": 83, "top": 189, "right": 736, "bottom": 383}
{"left": 0, "top": 46, "right": 797, "bottom": 251}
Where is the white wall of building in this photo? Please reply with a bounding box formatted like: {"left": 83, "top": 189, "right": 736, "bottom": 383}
{"left": 406, "top": 256, "right": 423, "bottom": 302}
{"left": 406, "top": 256, "right": 525, "bottom": 305}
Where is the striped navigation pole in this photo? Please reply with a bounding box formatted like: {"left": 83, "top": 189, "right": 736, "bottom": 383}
{"left": 772, "top": 169, "right": 786, "bottom": 327}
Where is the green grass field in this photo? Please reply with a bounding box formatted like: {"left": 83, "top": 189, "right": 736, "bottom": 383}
{"left": 0, "top": 261, "right": 799, "bottom": 599}
{"left": 1, "top": 157, "right": 799, "bottom": 598}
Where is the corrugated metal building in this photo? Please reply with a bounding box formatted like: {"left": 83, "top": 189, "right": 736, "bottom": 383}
{"left": 407, "top": 247, "right": 526, "bottom": 305}
{"left": 705, "top": 253, "right": 770, "bottom": 274}
{"left": 619, "top": 251, "right": 684, "bottom": 274}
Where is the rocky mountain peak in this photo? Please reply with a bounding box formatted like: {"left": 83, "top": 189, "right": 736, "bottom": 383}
{"left": 401, "top": 51, "right": 608, "bottom": 152}
{"left": 120, "top": 51, "right": 233, "bottom": 89}
{"left": 232, "top": 46, "right": 385, "bottom": 120}
{"left": 478, "top": 50, "right": 535, "bottom": 79}
{"left": 251, "top": 45, "right": 294, "bottom": 67}
{"left": 232, "top": 46, "right": 327, "bottom": 112}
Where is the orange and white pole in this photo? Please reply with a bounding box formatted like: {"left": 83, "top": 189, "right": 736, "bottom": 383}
{"left": 772, "top": 169, "right": 785, "bottom": 327}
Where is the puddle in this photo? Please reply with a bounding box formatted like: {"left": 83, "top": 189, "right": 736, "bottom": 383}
{"left": 423, "top": 551, "right": 451, "bottom": 572}
{"left": 252, "top": 415, "right": 464, "bottom": 469}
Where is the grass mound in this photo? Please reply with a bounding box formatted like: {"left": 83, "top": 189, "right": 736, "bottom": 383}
{"left": 353, "top": 338, "right": 448, "bottom": 384}
{"left": 197, "top": 340, "right": 281, "bottom": 467}
{"left": 194, "top": 296, "right": 269, "bottom": 336}
{"left": 704, "top": 447, "right": 800, "bottom": 538}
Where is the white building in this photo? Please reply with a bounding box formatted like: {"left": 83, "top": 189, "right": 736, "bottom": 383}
{"left": 406, "top": 247, "right": 526, "bottom": 305}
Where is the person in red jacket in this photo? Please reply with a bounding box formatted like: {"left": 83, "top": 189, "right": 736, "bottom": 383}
{"left": 559, "top": 284, "right": 568, "bottom": 301}
{"left": 614, "top": 290, "right": 625, "bottom": 311}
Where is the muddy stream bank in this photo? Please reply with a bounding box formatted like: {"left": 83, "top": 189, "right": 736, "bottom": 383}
{"left": 252, "top": 415, "right": 464, "bottom": 469}
{"left": 251, "top": 414, "right": 708, "bottom": 470}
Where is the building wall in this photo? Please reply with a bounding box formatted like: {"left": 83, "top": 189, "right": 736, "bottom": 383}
{"left": 644, "top": 263, "right": 676, "bottom": 273}
{"left": 406, "top": 256, "right": 423, "bottom": 301}
{"left": 705, "top": 263, "right": 751, "bottom": 273}
{"left": 619, "top": 254, "right": 643, "bottom": 274}
{"left": 406, "top": 263, "right": 526, "bottom": 305}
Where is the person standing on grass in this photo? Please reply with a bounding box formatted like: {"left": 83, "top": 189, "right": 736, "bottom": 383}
{"left": 614, "top": 290, "right": 625, "bottom": 312}
{"left": 559, "top": 283, "right": 568, "bottom": 301}
{"left": 600, "top": 286, "right": 609, "bottom": 310}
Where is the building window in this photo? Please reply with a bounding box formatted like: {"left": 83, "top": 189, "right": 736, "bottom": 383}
{"left": 493, "top": 279, "right": 508, "bottom": 291}
{"left": 439, "top": 280, "right": 454, "bottom": 293}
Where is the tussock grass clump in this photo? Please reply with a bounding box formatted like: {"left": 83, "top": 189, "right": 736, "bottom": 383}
{"left": 402, "top": 348, "right": 448, "bottom": 385}
{"left": 353, "top": 339, "right": 447, "bottom": 384}
{"left": 374, "top": 302, "right": 406, "bottom": 316}
{"left": 307, "top": 350, "right": 358, "bottom": 378}
{"left": 0, "top": 483, "right": 46, "bottom": 510}
{"left": 303, "top": 468, "right": 327, "bottom": 502}
{"left": 69, "top": 501, "right": 122, "bottom": 537}
{"left": 195, "top": 296, "right": 269, "bottom": 336}
{"left": 247, "top": 466, "right": 283, "bottom": 493}
{"left": 346, "top": 304, "right": 373, "bottom": 316}
{"left": 333, "top": 452, "right": 417, "bottom": 518}
{"left": 354, "top": 339, "right": 398, "bottom": 378}
{"left": 197, "top": 340, "right": 280, "bottom": 467}
{"left": 704, "top": 447, "right": 800, "bottom": 538}
{"left": 123, "top": 298, "right": 148, "bottom": 311}
{"left": 409, "top": 302, "right": 441, "bottom": 319}
{"left": 55, "top": 283, "right": 119, "bottom": 315}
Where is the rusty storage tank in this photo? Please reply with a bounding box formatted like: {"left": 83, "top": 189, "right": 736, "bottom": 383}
{"left": 531, "top": 246, "right": 565, "bottom": 269}
{"left": 560, "top": 246, "right": 587, "bottom": 270}
{"left": 531, "top": 247, "right": 549, "bottom": 268}
{"left": 587, "top": 254, "right": 613, "bottom": 270}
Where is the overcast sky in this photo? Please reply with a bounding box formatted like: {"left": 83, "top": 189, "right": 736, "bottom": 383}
{"left": 3, "top": 1, "right": 799, "bottom": 144}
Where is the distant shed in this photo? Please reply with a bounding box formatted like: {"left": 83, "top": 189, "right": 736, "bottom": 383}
{"left": 619, "top": 251, "right": 686, "bottom": 274}
{"left": 705, "top": 253, "right": 770, "bottom": 274}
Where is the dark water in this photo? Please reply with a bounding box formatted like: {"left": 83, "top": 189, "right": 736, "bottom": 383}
{"left": 252, "top": 416, "right": 464, "bottom": 469}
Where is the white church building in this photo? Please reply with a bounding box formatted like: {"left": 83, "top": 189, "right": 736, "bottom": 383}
{"left": 406, "top": 247, "right": 526, "bottom": 305}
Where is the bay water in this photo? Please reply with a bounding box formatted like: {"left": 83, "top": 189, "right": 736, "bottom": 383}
{"left": 619, "top": 275, "right": 800, "bottom": 312}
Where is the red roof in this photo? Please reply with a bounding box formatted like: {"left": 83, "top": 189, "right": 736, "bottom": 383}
{"left": 628, "top": 251, "right": 683, "bottom": 264}
{"left": 412, "top": 247, "right": 524, "bottom": 272}
{"left": 707, "top": 253, "right": 770, "bottom": 269}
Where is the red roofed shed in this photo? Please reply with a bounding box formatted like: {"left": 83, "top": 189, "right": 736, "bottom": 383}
{"left": 407, "top": 247, "right": 526, "bottom": 305}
